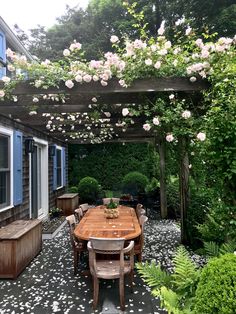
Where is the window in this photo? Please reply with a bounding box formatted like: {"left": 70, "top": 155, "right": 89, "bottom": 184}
{"left": 0, "top": 134, "right": 10, "bottom": 209}
{"left": 56, "top": 148, "right": 62, "bottom": 188}
{"left": 53, "top": 145, "right": 66, "bottom": 191}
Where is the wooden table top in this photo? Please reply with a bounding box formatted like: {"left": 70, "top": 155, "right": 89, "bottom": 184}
{"left": 74, "top": 205, "right": 141, "bottom": 241}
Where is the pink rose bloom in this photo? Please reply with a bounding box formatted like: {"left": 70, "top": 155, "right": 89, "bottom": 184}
{"left": 197, "top": 132, "right": 206, "bottom": 141}
{"left": 92, "top": 97, "right": 97, "bottom": 103}
{"left": 166, "top": 134, "right": 174, "bottom": 142}
{"left": 1, "top": 76, "right": 11, "bottom": 84}
{"left": 101, "top": 80, "right": 108, "bottom": 86}
{"left": 169, "top": 94, "right": 175, "bottom": 100}
{"left": 75, "top": 75, "right": 82, "bottom": 82}
{"left": 65, "top": 80, "right": 74, "bottom": 89}
{"left": 143, "top": 123, "right": 151, "bottom": 131}
{"left": 83, "top": 74, "right": 92, "bottom": 83}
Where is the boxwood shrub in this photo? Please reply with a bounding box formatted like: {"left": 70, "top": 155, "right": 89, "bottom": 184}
{"left": 122, "top": 171, "right": 148, "bottom": 195}
{"left": 194, "top": 253, "right": 236, "bottom": 314}
{"left": 78, "top": 176, "right": 101, "bottom": 203}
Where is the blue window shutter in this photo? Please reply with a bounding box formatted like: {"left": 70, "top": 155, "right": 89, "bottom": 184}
{"left": 13, "top": 130, "right": 23, "bottom": 205}
{"left": 0, "top": 30, "right": 6, "bottom": 78}
{"left": 52, "top": 145, "right": 57, "bottom": 190}
{"left": 62, "top": 147, "right": 66, "bottom": 186}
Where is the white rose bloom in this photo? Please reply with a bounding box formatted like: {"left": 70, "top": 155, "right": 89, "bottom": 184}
{"left": 197, "top": 132, "right": 206, "bottom": 141}
{"left": 65, "top": 80, "right": 74, "bottom": 89}
{"left": 143, "top": 123, "right": 151, "bottom": 131}
{"left": 63, "top": 49, "right": 70, "bottom": 57}
{"left": 110, "top": 35, "right": 119, "bottom": 43}
{"left": 153, "top": 117, "right": 160, "bottom": 125}
{"left": 122, "top": 108, "right": 129, "bottom": 116}
{"left": 166, "top": 134, "right": 174, "bottom": 142}
{"left": 182, "top": 110, "right": 191, "bottom": 119}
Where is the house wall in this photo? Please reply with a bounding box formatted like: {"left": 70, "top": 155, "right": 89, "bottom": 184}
{"left": 0, "top": 115, "right": 67, "bottom": 227}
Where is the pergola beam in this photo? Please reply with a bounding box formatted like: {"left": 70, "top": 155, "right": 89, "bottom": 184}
{"left": 0, "top": 77, "right": 209, "bottom": 96}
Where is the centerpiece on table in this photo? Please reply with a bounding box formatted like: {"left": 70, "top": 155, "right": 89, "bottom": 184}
{"left": 104, "top": 199, "right": 119, "bottom": 218}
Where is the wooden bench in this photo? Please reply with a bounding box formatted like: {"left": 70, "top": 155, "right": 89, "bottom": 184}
{"left": 0, "top": 219, "right": 42, "bottom": 279}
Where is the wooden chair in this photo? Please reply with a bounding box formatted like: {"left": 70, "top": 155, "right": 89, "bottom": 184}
{"left": 136, "top": 203, "right": 146, "bottom": 217}
{"left": 102, "top": 198, "right": 120, "bottom": 205}
{"left": 74, "top": 207, "right": 83, "bottom": 223}
{"left": 79, "top": 203, "right": 90, "bottom": 214}
{"left": 87, "top": 237, "right": 134, "bottom": 311}
{"left": 134, "top": 215, "right": 148, "bottom": 262}
{"left": 66, "top": 215, "right": 87, "bottom": 275}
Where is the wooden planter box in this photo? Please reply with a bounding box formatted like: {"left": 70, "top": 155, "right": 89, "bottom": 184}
{"left": 56, "top": 193, "right": 79, "bottom": 216}
{"left": 0, "top": 219, "right": 42, "bottom": 279}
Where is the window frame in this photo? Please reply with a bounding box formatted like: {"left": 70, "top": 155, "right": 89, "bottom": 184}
{"left": 0, "top": 126, "right": 13, "bottom": 212}
{"left": 56, "top": 146, "right": 63, "bottom": 190}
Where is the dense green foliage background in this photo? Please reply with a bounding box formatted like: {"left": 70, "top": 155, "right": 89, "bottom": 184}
{"left": 68, "top": 142, "right": 159, "bottom": 190}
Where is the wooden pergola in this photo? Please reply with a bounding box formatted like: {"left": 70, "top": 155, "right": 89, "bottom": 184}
{"left": 0, "top": 76, "right": 209, "bottom": 243}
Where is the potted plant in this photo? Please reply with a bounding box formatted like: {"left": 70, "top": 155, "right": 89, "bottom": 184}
{"left": 104, "top": 199, "right": 119, "bottom": 218}
{"left": 49, "top": 207, "right": 62, "bottom": 219}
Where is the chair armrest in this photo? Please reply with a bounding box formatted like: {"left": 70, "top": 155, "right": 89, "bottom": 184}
{"left": 123, "top": 240, "right": 134, "bottom": 253}
{"left": 87, "top": 241, "right": 92, "bottom": 251}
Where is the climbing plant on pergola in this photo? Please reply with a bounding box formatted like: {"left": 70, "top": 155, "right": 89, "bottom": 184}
{"left": 0, "top": 15, "right": 235, "bottom": 243}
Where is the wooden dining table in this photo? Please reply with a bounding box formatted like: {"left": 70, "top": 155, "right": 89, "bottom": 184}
{"left": 74, "top": 205, "right": 141, "bottom": 241}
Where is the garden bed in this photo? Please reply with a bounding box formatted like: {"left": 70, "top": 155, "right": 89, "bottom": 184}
{"left": 42, "top": 216, "right": 66, "bottom": 240}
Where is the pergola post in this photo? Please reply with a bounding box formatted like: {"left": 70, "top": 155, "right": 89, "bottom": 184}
{"left": 179, "top": 136, "right": 190, "bottom": 244}
{"left": 157, "top": 136, "right": 168, "bottom": 219}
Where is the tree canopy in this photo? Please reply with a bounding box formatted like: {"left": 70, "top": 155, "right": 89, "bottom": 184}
{"left": 14, "top": 0, "right": 236, "bottom": 60}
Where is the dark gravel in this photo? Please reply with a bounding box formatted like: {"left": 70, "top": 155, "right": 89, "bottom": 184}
{"left": 0, "top": 218, "right": 205, "bottom": 314}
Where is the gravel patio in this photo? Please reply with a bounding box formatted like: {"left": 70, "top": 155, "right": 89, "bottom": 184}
{"left": 0, "top": 218, "right": 197, "bottom": 314}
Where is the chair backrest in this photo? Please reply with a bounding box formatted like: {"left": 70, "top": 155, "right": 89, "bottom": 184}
{"left": 80, "top": 203, "right": 89, "bottom": 213}
{"left": 136, "top": 203, "right": 146, "bottom": 217}
{"left": 74, "top": 207, "right": 83, "bottom": 223}
{"left": 88, "top": 237, "right": 134, "bottom": 279}
{"left": 90, "top": 237, "right": 125, "bottom": 253}
{"left": 112, "top": 198, "right": 120, "bottom": 204}
{"left": 103, "top": 198, "right": 120, "bottom": 205}
{"left": 138, "top": 215, "right": 148, "bottom": 249}
{"left": 66, "top": 215, "right": 77, "bottom": 248}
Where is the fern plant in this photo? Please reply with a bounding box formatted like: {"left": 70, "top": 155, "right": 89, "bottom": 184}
{"left": 203, "top": 240, "right": 236, "bottom": 257}
{"left": 137, "top": 246, "right": 200, "bottom": 314}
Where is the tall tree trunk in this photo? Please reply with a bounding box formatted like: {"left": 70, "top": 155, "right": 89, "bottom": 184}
{"left": 157, "top": 136, "right": 168, "bottom": 219}
{"left": 179, "top": 136, "right": 190, "bottom": 244}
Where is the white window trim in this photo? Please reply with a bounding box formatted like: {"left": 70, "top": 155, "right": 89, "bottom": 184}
{"left": 29, "top": 137, "right": 48, "bottom": 219}
{"left": 0, "top": 125, "right": 13, "bottom": 212}
{"left": 56, "top": 145, "right": 63, "bottom": 190}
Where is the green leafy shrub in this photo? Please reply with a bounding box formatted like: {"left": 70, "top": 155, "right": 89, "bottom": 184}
{"left": 194, "top": 254, "right": 236, "bottom": 314}
{"left": 197, "top": 201, "right": 236, "bottom": 244}
{"left": 166, "top": 177, "right": 180, "bottom": 219}
{"left": 122, "top": 171, "right": 148, "bottom": 195}
{"left": 78, "top": 176, "right": 101, "bottom": 203}
{"left": 186, "top": 185, "right": 214, "bottom": 248}
{"left": 145, "top": 177, "right": 160, "bottom": 197}
{"left": 137, "top": 246, "right": 200, "bottom": 313}
{"left": 67, "top": 186, "right": 78, "bottom": 193}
